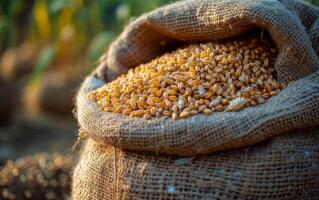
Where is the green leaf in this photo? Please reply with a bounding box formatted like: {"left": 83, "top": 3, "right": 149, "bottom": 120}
{"left": 31, "top": 44, "right": 56, "bottom": 84}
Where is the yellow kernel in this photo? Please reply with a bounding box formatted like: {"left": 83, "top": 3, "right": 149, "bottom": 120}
{"left": 162, "top": 110, "right": 172, "bottom": 116}
{"left": 269, "top": 91, "right": 278, "bottom": 96}
{"left": 215, "top": 105, "right": 224, "bottom": 112}
{"left": 166, "top": 78, "right": 175, "bottom": 85}
{"left": 212, "top": 83, "right": 219, "bottom": 94}
{"left": 104, "top": 107, "right": 113, "bottom": 112}
{"left": 189, "top": 80, "right": 200, "bottom": 86}
{"left": 113, "top": 107, "right": 122, "bottom": 113}
{"left": 143, "top": 113, "right": 151, "bottom": 120}
{"left": 172, "top": 112, "right": 178, "bottom": 120}
{"left": 155, "top": 89, "right": 162, "bottom": 97}
{"left": 122, "top": 109, "right": 132, "bottom": 115}
{"left": 130, "top": 110, "right": 145, "bottom": 117}
{"left": 164, "top": 99, "right": 172, "bottom": 107}
{"left": 167, "top": 89, "right": 177, "bottom": 95}
{"left": 168, "top": 96, "right": 178, "bottom": 101}
{"left": 199, "top": 99, "right": 205, "bottom": 105}
{"left": 179, "top": 111, "right": 190, "bottom": 118}
{"left": 175, "top": 76, "right": 186, "bottom": 82}
{"left": 137, "top": 101, "right": 145, "bottom": 109}
{"left": 204, "top": 92, "right": 214, "bottom": 99}
{"left": 150, "top": 107, "right": 156, "bottom": 115}
{"left": 203, "top": 108, "right": 213, "bottom": 115}
{"left": 151, "top": 97, "right": 162, "bottom": 103}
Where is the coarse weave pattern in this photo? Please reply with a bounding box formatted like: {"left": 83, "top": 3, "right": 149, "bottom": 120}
{"left": 73, "top": 127, "right": 319, "bottom": 200}
{"left": 76, "top": 0, "right": 319, "bottom": 156}
{"left": 74, "top": 0, "right": 319, "bottom": 199}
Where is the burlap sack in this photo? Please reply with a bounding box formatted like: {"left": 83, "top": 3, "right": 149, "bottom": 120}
{"left": 76, "top": 0, "right": 319, "bottom": 157}
{"left": 73, "top": 127, "right": 319, "bottom": 200}
{"left": 73, "top": 0, "right": 319, "bottom": 199}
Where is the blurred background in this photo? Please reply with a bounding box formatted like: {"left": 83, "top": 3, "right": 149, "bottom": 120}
{"left": 0, "top": 0, "right": 318, "bottom": 199}
{"left": 0, "top": 0, "right": 176, "bottom": 161}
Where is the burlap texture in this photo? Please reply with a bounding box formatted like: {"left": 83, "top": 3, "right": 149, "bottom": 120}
{"left": 76, "top": 0, "right": 319, "bottom": 156}
{"left": 74, "top": 1, "right": 319, "bottom": 198}
{"left": 73, "top": 127, "right": 319, "bottom": 200}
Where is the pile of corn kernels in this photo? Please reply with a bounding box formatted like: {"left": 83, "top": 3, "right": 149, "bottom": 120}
{"left": 90, "top": 38, "right": 285, "bottom": 120}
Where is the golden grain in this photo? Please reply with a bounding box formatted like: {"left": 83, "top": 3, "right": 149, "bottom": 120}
{"left": 203, "top": 108, "right": 213, "bottom": 115}
{"left": 90, "top": 37, "right": 284, "bottom": 119}
{"left": 179, "top": 110, "right": 190, "bottom": 118}
{"left": 143, "top": 113, "right": 151, "bottom": 120}
{"left": 172, "top": 112, "right": 178, "bottom": 120}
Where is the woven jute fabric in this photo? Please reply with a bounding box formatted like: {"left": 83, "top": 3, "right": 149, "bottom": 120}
{"left": 74, "top": 0, "right": 319, "bottom": 199}
{"left": 73, "top": 127, "right": 319, "bottom": 200}
{"left": 76, "top": 0, "right": 319, "bottom": 156}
